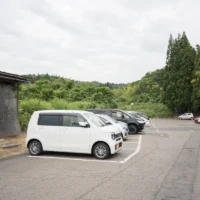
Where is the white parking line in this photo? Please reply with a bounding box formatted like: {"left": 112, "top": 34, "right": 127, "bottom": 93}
{"left": 120, "top": 135, "right": 142, "bottom": 164}
{"left": 27, "top": 156, "right": 119, "bottom": 163}
{"left": 27, "top": 136, "right": 142, "bottom": 164}
{"left": 152, "top": 123, "right": 163, "bottom": 137}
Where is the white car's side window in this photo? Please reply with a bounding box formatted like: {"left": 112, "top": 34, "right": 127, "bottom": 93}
{"left": 63, "top": 115, "right": 85, "bottom": 127}
{"left": 38, "top": 115, "right": 61, "bottom": 126}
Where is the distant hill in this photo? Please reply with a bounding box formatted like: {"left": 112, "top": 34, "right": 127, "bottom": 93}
{"left": 76, "top": 80, "right": 126, "bottom": 88}
{"left": 22, "top": 74, "right": 126, "bottom": 89}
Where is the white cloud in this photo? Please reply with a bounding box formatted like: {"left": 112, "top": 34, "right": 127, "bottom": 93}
{"left": 0, "top": 0, "right": 200, "bottom": 83}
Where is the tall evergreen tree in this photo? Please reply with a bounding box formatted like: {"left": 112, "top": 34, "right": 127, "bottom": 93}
{"left": 192, "top": 45, "right": 200, "bottom": 111}
{"left": 166, "top": 34, "right": 173, "bottom": 68}
{"left": 163, "top": 32, "right": 196, "bottom": 113}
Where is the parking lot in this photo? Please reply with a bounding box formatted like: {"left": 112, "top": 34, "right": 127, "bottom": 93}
{"left": 0, "top": 119, "right": 200, "bottom": 200}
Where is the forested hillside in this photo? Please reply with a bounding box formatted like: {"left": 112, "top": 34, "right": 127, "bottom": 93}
{"left": 19, "top": 32, "right": 200, "bottom": 130}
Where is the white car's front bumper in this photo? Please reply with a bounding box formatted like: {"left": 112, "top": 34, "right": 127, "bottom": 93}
{"left": 145, "top": 121, "right": 150, "bottom": 126}
{"left": 110, "top": 138, "right": 123, "bottom": 154}
{"left": 122, "top": 130, "right": 129, "bottom": 139}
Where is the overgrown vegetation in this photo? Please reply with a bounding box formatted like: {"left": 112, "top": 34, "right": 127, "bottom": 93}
{"left": 19, "top": 32, "right": 200, "bottom": 130}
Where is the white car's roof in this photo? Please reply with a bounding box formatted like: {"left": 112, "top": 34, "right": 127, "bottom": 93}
{"left": 97, "top": 114, "right": 111, "bottom": 119}
{"left": 34, "top": 110, "right": 91, "bottom": 114}
{"left": 97, "top": 114, "right": 109, "bottom": 117}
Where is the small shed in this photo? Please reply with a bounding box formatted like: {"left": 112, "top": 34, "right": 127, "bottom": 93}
{"left": 0, "top": 71, "right": 28, "bottom": 137}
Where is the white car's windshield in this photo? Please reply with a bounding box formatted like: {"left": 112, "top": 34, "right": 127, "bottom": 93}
{"left": 102, "top": 115, "right": 117, "bottom": 124}
{"left": 84, "top": 113, "right": 106, "bottom": 127}
{"left": 123, "top": 111, "right": 132, "bottom": 119}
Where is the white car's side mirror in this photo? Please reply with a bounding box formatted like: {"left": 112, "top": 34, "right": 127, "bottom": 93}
{"left": 79, "top": 122, "right": 88, "bottom": 127}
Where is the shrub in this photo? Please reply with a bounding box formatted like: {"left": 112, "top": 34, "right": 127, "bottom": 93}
{"left": 19, "top": 99, "right": 53, "bottom": 114}
{"left": 19, "top": 112, "right": 31, "bottom": 131}
{"left": 50, "top": 98, "right": 69, "bottom": 109}
{"left": 119, "top": 103, "right": 172, "bottom": 118}
{"left": 19, "top": 98, "right": 172, "bottom": 132}
{"left": 67, "top": 101, "right": 103, "bottom": 110}
{"left": 19, "top": 99, "right": 106, "bottom": 131}
{"left": 19, "top": 99, "right": 53, "bottom": 131}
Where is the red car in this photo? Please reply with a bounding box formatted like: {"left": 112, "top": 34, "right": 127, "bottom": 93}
{"left": 194, "top": 117, "right": 200, "bottom": 124}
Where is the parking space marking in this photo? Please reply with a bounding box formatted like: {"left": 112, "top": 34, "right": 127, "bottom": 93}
{"left": 27, "top": 135, "right": 142, "bottom": 164}
{"left": 152, "top": 123, "right": 163, "bottom": 137}
{"left": 120, "top": 135, "right": 142, "bottom": 164}
{"left": 27, "top": 156, "right": 119, "bottom": 163}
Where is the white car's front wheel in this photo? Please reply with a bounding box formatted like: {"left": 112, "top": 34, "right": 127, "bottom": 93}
{"left": 93, "top": 143, "right": 110, "bottom": 159}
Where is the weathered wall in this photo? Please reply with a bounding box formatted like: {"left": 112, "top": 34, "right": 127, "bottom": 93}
{"left": 0, "top": 83, "right": 21, "bottom": 137}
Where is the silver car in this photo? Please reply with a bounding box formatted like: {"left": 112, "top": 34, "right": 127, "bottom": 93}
{"left": 96, "top": 114, "right": 129, "bottom": 140}
{"left": 178, "top": 113, "right": 194, "bottom": 120}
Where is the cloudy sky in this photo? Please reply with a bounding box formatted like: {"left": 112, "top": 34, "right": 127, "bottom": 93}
{"left": 0, "top": 0, "right": 200, "bottom": 83}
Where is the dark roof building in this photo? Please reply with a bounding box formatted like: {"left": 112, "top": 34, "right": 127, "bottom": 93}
{"left": 0, "top": 71, "right": 28, "bottom": 84}
{"left": 0, "top": 71, "right": 28, "bottom": 137}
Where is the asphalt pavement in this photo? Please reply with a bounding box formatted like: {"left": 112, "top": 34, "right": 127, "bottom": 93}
{"left": 0, "top": 119, "right": 200, "bottom": 200}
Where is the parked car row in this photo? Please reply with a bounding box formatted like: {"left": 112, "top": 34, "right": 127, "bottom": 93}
{"left": 88, "top": 109, "right": 150, "bottom": 134}
{"left": 26, "top": 109, "right": 149, "bottom": 160}
{"left": 96, "top": 114, "right": 129, "bottom": 139}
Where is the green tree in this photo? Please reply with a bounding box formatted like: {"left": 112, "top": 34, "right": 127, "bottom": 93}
{"left": 192, "top": 45, "right": 200, "bottom": 111}
{"left": 163, "top": 32, "right": 196, "bottom": 113}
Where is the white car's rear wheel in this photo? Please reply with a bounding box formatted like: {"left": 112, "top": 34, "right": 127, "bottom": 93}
{"left": 28, "top": 140, "right": 43, "bottom": 156}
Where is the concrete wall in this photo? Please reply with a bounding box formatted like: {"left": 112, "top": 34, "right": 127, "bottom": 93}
{"left": 0, "top": 83, "right": 21, "bottom": 137}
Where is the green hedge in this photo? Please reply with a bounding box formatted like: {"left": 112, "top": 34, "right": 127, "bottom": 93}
{"left": 119, "top": 103, "right": 172, "bottom": 118}
{"left": 19, "top": 99, "right": 104, "bottom": 131}
{"left": 19, "top": 100, "right": 172, "bottom": 131}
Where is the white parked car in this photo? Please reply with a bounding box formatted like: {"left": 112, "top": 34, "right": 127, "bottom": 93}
{"left": 26, "top": 110, "right": 123, "bottom": 159}
{"left": 96, "top": 114, "right": 129, "bottom": 140}
{"left": 178, "top": 113, "right": 194, "bottom": 120}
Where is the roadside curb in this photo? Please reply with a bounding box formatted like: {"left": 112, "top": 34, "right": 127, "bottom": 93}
{"left": 0, "top": 152, "right": 28, "bottom": 162}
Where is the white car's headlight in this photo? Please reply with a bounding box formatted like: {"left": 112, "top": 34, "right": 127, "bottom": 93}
{"left": 111, "top": 133, "right": 115, "bottom": 140}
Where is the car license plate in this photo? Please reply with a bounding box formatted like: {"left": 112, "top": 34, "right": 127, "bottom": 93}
{"left": 116, "top": 144, "right": 119, "bottom": 149}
